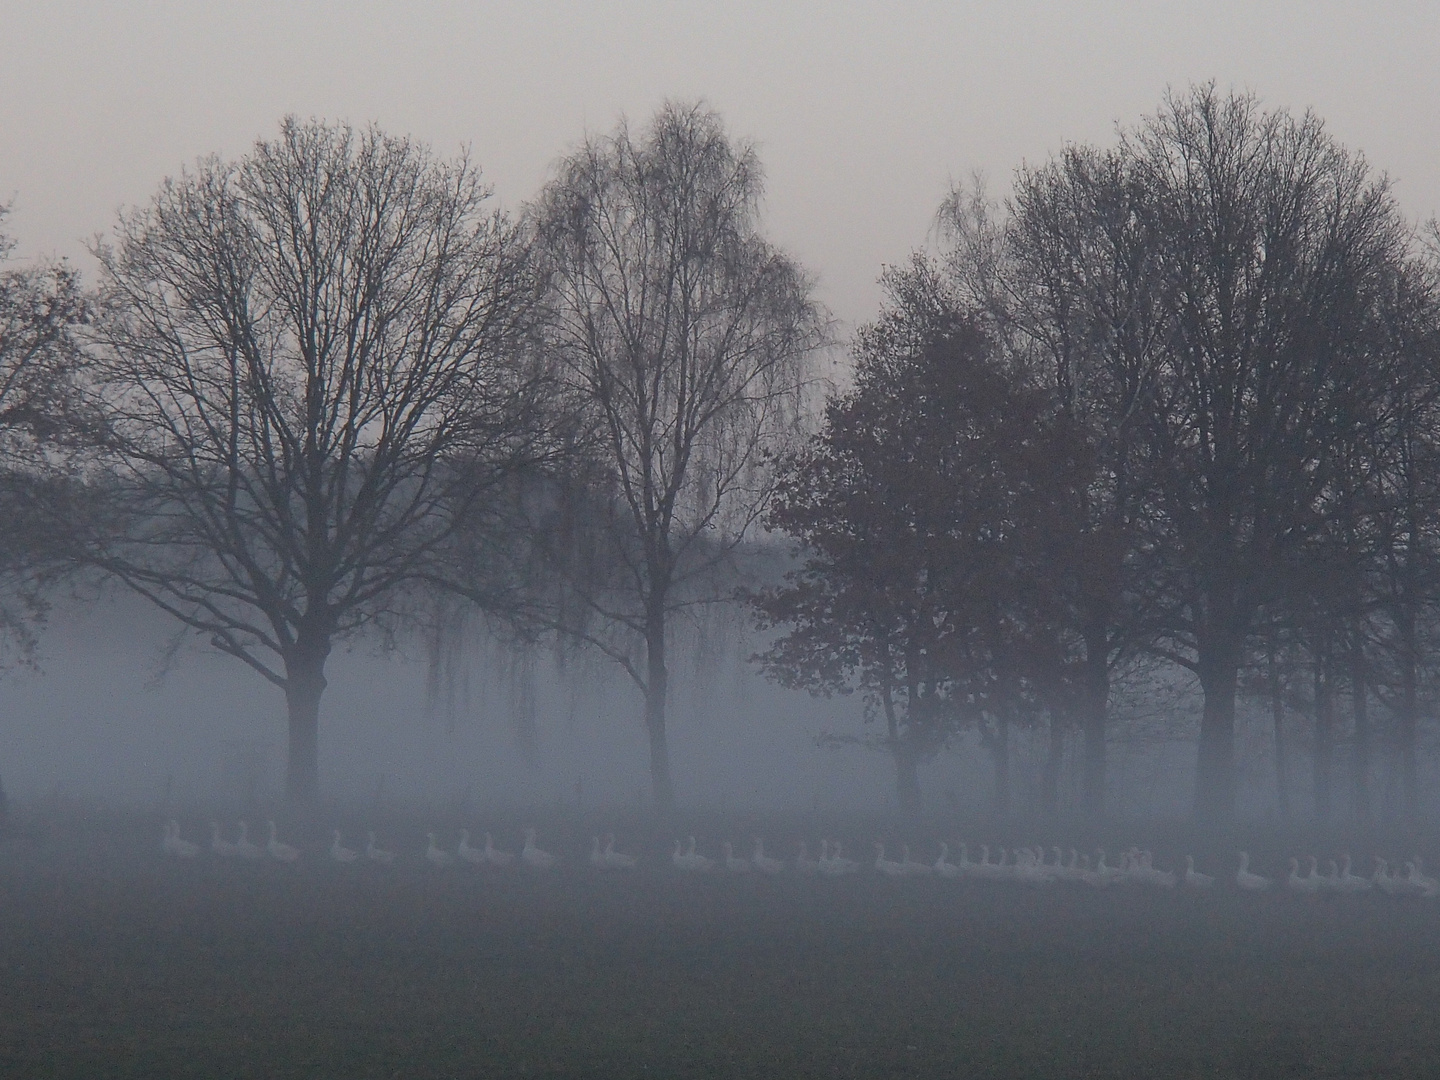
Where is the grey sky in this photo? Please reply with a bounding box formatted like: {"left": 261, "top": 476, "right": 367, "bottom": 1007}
{"left": 3, "top": 1, "right": 1438, "bottom": 329}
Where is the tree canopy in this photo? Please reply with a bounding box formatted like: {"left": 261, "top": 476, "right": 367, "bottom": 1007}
{"left": 84, "top": 119, "right": 552, "bottom": 800}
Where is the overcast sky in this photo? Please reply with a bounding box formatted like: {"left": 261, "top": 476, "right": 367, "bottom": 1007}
{"left": 3, "top": 2, "right": 1438, "bottom": 329}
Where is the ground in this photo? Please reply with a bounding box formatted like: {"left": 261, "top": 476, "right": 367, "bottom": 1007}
{"left": 2, "top": 809, "right": 1438, "bottom": 1078}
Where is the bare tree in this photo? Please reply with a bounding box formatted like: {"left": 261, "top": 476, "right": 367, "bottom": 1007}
{"left": 960, "top": 87, "right": 1412, "bottom": 823}
{"left": 532, "top": 102, "right": 824, "bottom": 807}
{"left": 753, "top": 259, "right": 1081, "bottom": 813}
{"left": 85, "top": 119, "right": 547, "bottom": 802}
{"left": 1128, "top": 86, "right": 1409, "bottom": 821}
{"left": 1358, "top": 238, "right": 1440, "bottom": 821}
{"left": 0, "top": 209, "right": 90, "bottom": 443}
{"left": 991, "top": 145, "right": 1168, "bottom": 821}
{"left": 0, "top": 207, "right": 90, "bottom": 660}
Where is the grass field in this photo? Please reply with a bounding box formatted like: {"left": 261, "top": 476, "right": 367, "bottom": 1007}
{"left": 3, "top": 809, "right": 1440, "bottom": 1078}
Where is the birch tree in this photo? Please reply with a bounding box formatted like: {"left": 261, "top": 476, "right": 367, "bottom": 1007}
{"left": 532, "top": 102, "right": 823, "bottom": 807}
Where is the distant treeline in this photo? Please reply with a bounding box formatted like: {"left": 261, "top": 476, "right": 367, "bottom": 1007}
{"left": 1, "top": 85, "right": 1437, "bottom": 825}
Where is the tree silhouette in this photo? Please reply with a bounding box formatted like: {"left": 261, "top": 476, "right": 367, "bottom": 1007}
{"left": 532, "top": 102, "right": 823, "bottom": 808}
{"left": 86, "top": 119, "right": 549, "bottom": 801}
{"left": 754, "top": 259, "right": 1082, "bottom": 812}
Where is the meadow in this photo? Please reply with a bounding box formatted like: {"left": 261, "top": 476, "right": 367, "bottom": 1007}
{"left": 2, "top": 806, "right": 1439, "bottom": 1078}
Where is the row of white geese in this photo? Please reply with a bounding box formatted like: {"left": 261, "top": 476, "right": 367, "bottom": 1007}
{"left": 674, "top": 837, "right": 1440, "bottom": 897}
{"left": 1235, "top": 851, "right": 1440, "bottom": 897}
{"left": 161, "top": 823, "right": 1440, "bottom": 897}
{"left": 163, "top": 821, "right": 562, "bottom": 869}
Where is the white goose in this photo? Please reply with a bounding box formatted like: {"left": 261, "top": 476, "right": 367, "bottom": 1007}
{"left": 752, "top": 838, "right": 783, "bottom": 875}
{"left": 970, "top": 844, "right": 998, "bottom": 881}
{"left": 1013, "top": 848, "right": 1054, "bottom": 887}
{"left": 1286, "top": 857, "right": 1319, "bottom": 893}
{"left": 828, "top": 841, "right": 859, "bottom": 875}
{"left": 1322, "top": 859, "right": 1343, "bottom": 892}
{"left": 670, "top": 838, "right": 703, "bottom": 872}
{"left": 1137, "top": 851, "right": 1176, "bottom": 888}
{"left": 602, "top": 834, "right": 638, "bottom": 869}
{"left": 795, "top": 841, "right": 820, "bottom": 875}
{"left": 366, "top": 831, "right": 396, "bottom": 864}
{"left": 933, "top": 842, "right": 960, "bottom": 880}
{"left": 1095, "top": 849, "right": 1125, "bottom": 886}
{"left": 166, "top": 821, "right": 200, "bottom": 858}
{"left": 1409, "top": 857, "right": 1440, "bottom": 896}
{"left": 484, "top": 832, "right": 515, "bottom": 867}
{"left": 521, "top": 828, "right": 555, "bottom": 869}
{"left": 818, "top": 840, "right": 857, "bottom": 876}
{"left": 814, "top": 840, "right": 832, "bottom": 874}
{"left": 1183, "top": 856, "right": 1214, "bottom": 888}
{"left": 953, "top": 842, "right": 975, "bottom": 877}
{"left": 330, "top": 830, "right": 358, "bottom": 863}
{"left": 425, "top": 832, "right": 454, "bottom": 868}
{"left": 1236, "top": 852, "right": 1271, "bottom": 891}
{"left": 1335, "top": 854, "right": 1370, "bottom": 893}
{"left": 1055, "top": 848, "right": 1084, "bottom": 884}
{"left": 873, "top": 842, "right": 906, "bottom": 878}
{"left": 1389, "top": 862, "right": 1429, "bottom": 897}
{"left": 1373, "top": 856, "right": 1400, "bottom": 894}
{"left": 210, "top": 821, "right": 238, "bottom": 858}
{"left": 235, "top": 821, "right": 264, "bottom": 860}
{"left": 1406, "top": 860, "right": 1440, "bottom": 898}
{"left": 1079, "top": 850, "right": 1112, "bottom": 888}
{"left": 722, "top": 841, "right": 751, "bottom": 874}
{"left": 900, "top": 844, "right": 933, "bottom": 877}
{"left": 457, "top": 830, "right": 486, "bottom": 866}
{"left": 683, "top": 836, "right": 715, "bottom": 872}
{"left": 266, "top": 821, "right": 299, "bottom": 863}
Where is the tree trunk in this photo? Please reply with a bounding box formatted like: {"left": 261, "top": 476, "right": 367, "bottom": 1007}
{"left": 1194, "top": 643, "right": 1240, "bottom": 823}
{"left": 1042, "top": 710, "right": 1065, "bottom": 817}
{"left": 1351, "top": 651, "right": 1371, "bottom": 825}
{"left": 1313, "top": 656, "right": 1333, "bottom": 824}
{"left": 1270, "top": 657, "right": 1290, "bottom": 820}
{"left": 1397, "top": 611, "right": 1420, "bottom": 822}
{"left": 644, "top": 612, "right": 675, "bottom": 810}
{"left": 879, "top": 680, "right": 920, "bottom": 814}
{"left": 1081, "top": 634, "right": 1110, "bottom": 821}
{"left": 511, "top": 649, "right": 539, "bottom": 768}
{"left": 894, "top": 742, "right": 922, "bottom": 816}
{"left": 283, "top": 634, "right": 331, "bottom": 804}
{"left": 990, "top": 717, "right": 1010, "bottom": 815}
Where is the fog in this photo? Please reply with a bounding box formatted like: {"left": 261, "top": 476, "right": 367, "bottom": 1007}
{"left": 2, "top": 3, "right": 1437, "bottom": 823}
{"left": 5, "top": 4, "right": 1440, "bottom": 331}
{"left": 8, "top": 9, "right": 1440, "bottom": 1076}
{"left": 3, "top": 584, "right": 1398, "bottom": 825}
{"left": 0, "top": 586, "right": 896, "bottom": 810}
